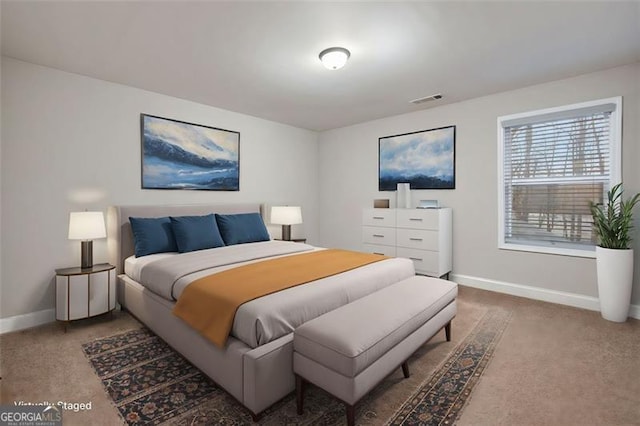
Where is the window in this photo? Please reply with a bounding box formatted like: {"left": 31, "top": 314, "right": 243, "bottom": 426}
{"left": 498, "top": 97, "right": 622, "bottom": 257}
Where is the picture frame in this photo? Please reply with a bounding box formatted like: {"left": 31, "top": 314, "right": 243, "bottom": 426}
{"left": 378, "top": 125, "right": 455, "bottom": 191}
{"left": 140, "top": 114, "right": 240, "bottom": 191}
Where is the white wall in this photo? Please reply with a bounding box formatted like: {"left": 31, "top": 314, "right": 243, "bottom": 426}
{"left": 0, "top": 57, "right": 319, "bottom": 320}
{"left": 318, "top": 63, "right": 640, "bottom": 306}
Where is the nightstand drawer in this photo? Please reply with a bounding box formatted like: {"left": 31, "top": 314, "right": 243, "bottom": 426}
{"left": 362, "top": 208, "right": 396, "bottom": 227}
{"left": 362, "top": 226, "right": 396, "bottom": 246}
{"left": 89, "top": 270, "right": 111, "bottom": 317}
{"left": 397, "top": 209, "right": 439, "bottom": 230}
{"left": 56, "top": 275, "right": 90, "bottom": 320}
{"left": 362, "top": 244, "right": 397, "bottom": 257}
{"left": 397, "top": 229, "right": 439, "bottom": 250}
{"left": 397, "top": 247, "right": 438, "bottom": 276}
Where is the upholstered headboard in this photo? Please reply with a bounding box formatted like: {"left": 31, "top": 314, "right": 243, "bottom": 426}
{"left": 107, "top": 203, "right": 263, "bottom": 274}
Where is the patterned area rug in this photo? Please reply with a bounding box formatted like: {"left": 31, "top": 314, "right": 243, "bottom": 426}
{"left": 81, "top": 328, "right": 218, "bottom": 424}
{"left": 82, "top": 309, "right": 510, "bottom": 425}
{"left": 387, "top": 309, "right": 512, "bottom": 425}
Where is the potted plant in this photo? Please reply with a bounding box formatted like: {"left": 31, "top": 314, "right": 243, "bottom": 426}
{"left": 590, "top": 183, "right": 640, "bottom": 322}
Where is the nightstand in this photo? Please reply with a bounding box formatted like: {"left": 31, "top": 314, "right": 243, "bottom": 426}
{"left": 55, "top": 263, "right": 116, "bottom": 329}
{"left": 275, "top": 238, "right": 307, "bottom": 243}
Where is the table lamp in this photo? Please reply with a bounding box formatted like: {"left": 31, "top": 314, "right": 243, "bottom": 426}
{"left": 68, "top": 211, "right": 106, "bottom": 269}
{"left": 271, "top": 206, "right": 302, "bottom": 241}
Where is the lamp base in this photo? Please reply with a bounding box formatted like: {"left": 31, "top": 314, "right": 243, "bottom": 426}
{"left": 281, "top": 225, "right": 292, "bottom": 241}
{"left": 81, "top": 240, "right": 94, "bottom": 269}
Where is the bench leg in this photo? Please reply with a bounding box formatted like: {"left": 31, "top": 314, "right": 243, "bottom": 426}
{"left": 345, "top": 403, "right": 355, "bottom": 426}
{"left": 445, "top": 321, "right": 452, "bottom": 342}
{"left": 401, "top": 361, "right": 410, "bottom": 378}
{"left": 296, "top": 374, "right": 305, "bottom": 415}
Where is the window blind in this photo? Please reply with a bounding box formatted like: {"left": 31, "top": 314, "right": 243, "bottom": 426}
{"left": 502, "top": 105, "right": 615, "bottom": 251}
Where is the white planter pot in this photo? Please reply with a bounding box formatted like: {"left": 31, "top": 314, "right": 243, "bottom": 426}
{"left": 596, "top": 246, "right": 634, "bottom": 322}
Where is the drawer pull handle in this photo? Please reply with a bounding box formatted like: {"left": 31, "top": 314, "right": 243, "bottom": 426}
{"left": 409, "top": 218, "right": 423, "bottom": 221}
{"left": 373, "top": 252, "right": 385, "bottom": 255}
{"left": 373, "top": 216, "right": 384, "bottom": 219}
{"left": 409, "top": 257, "right": 423, "bottom": 261}
{"left": 373, "top": 234, "right": 384, "bottom": 237}
{"left": 409, "top": 238, "right": 423, "bottom": 241}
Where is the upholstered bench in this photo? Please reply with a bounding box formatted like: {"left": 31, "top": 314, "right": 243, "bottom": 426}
{"left": 293, "top": 275, "right": 457, "bottom": 426}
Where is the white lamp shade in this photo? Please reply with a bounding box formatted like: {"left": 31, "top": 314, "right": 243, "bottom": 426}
{"left": 68, "top": 211, "right": 106, "bottom": 240}
{"left": 319, "top": 47, "right": 350, "bottom": 70}
{"left": 271, "top": 206, "right": 303, "bottom": 225}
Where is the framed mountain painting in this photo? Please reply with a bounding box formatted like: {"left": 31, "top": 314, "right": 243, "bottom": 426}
{"left": 141, "top": 114, "right": 239, "bottom": 190}
{"left": 379, "top": 125, "right": 455, "bottom": 190}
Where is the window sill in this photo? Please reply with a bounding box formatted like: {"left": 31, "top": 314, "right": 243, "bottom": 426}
{"left": 498, "top": 243, "right": 596, "bottom": 258}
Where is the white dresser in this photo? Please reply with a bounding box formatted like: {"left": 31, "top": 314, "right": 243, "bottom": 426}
{"left": 362, "top": 208, "right": 452, "bottom": 277}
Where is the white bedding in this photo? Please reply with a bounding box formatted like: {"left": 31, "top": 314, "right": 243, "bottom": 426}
{"left": 126, "top": 240, "right": 415, "bottom": 348}
{"left": 125, "top": 252, "right": 176, "bottom": 282}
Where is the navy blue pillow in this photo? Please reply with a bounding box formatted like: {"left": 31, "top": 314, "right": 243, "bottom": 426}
{"left": 170, "top": 214, "right": 225, "bottom": 253}
{"left": 129, "top": 216, "right": 178, "bottom": 257}
{"left": 215, "top": 213, "right": 270, "bottom": 245}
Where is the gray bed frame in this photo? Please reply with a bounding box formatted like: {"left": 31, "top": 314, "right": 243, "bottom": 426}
{"left": 107, "top": 203, "right": 294, "bottom": 419}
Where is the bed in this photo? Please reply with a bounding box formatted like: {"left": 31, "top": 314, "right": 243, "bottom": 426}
{"left": 107, "top": 203, "right": 415, "bottom": 418}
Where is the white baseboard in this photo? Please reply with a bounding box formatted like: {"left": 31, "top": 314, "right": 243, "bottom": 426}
{"left": 0, "top": 308, "right": 56, "bottom": 334}
{"left": 451, "top": 273, "right": 640, "bottom": 320}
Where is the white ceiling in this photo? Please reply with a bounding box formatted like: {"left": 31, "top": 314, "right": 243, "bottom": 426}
{"left": 2, "top": 1, "right": 639, "bottom": 131}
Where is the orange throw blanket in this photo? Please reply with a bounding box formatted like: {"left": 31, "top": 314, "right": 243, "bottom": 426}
{"left": 173, "top": 249, "right": 388, "bottom": 348}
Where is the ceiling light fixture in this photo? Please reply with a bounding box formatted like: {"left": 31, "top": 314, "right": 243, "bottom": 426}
{"left": 319, "top": 47, "right": 350, "bottom": 70}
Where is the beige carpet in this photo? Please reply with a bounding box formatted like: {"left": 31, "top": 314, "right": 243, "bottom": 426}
{"left": 1, "top": 286, "right": 639, "bottom": 425}
{"left": 455, "top": 288, "right": 640, "bottom": 426}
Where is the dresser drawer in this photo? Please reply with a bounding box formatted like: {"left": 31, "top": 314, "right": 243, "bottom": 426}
{"left": 362, "top": 226, "right": 396, "bottom": 246}
{"left": 396, "top": 209, "right": 439, "bottom": 230}
{"left": 397, "top": 229, "right": 439, "bottom": 251}
{"left": 362, "top": 207, "right": 451, "bottom": 278}
{"left": 362, "top": 244, "right": 397, "bottom": 257}
{"left": 362, "top": 208, "right": 396, "bottom": 227}
{"left": 396, "top": 247, "right": 439, "bottom": 276}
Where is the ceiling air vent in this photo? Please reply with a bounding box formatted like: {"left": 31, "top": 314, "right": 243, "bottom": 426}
{"left": 410, "top": 93, "right": 443, "bottom": 105}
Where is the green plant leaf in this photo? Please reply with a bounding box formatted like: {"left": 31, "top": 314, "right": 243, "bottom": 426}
{"left": 590, "top": 183, "right": 640, "bottom": 249}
